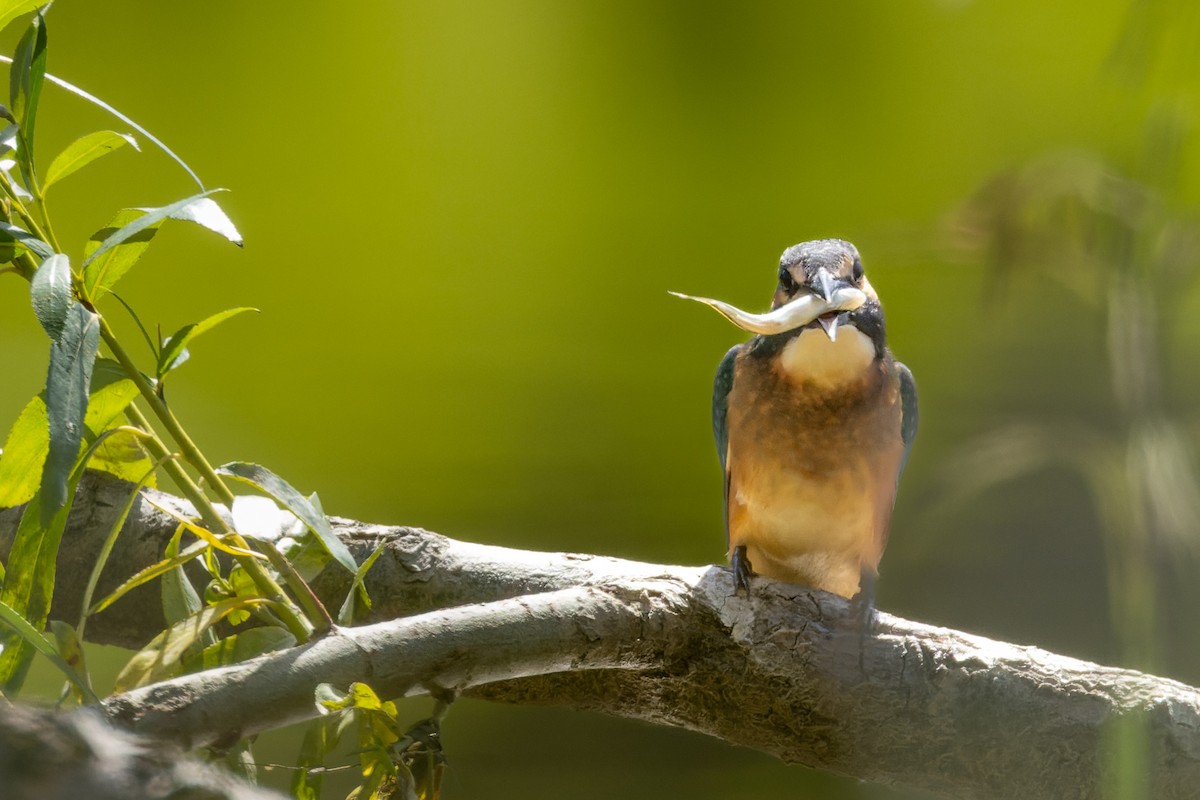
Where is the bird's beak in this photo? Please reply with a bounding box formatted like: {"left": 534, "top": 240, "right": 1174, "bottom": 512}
{"left": 813, "top": 268, "right": 837, "bottom": 303}
{"left": 816, "top": 311, "right": 849, "bottom": 342}
{"left": 670, "top": 287, "right": 865, "bottom": 335}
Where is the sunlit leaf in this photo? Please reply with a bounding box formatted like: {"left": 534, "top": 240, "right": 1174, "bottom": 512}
{"left": 0, "top": 221, "right": 53, "bottom": 263}
{"left": 165, "top": 196, "right": 242, "bottom": 246}
{"left": 42, "top": 130, "right": 138, "bottom": 193}
{"left": 143, "top": 496, "right": 268, "bottom": 560}
{"left": 0, "top": 424, "right": 115, "bottom": 692}
{"left": 40, "top": 302, "right": 99, "bottom": 524}
{"left": 159, "top": 523, "right": 201, "bottom": 617}
{"left": 113, "top": 596, "right": 271, "bottom": 692}
{"left": 338, "top": 541, "right": 386, "bottom": 625}
{"left": 89, "top": 538, "right": 209, "bottom": 615}
{"left": 0, "top": 2, "right": 43, "bottom": 40}
{"left": 157, "top": 306, "right": 257, "bottom": 378}
{"left": 315, "top": 682, "right": 350, "bottom": 713}
{"left": 185, "top": 626, "right": 296, "bottom": 672}
{"left": 217, "top": 462, "right": 357, "bottom": 574}
{"left": 82, "top": 189, "right": 222, "bottom": 269}
{"left": 9, "top": 8, "right": 45, "bottom": 189}
{"left": 81, "top": 209, "right": 162, "bottom": 300}
{"left": 29, "top": 253, "right": 69, "bottom": 340}
{"left": 0, "top": 393, "right": 47, "bottom": 508}
{"left": 87, "top": 427, "right": 154, "bottom": 484}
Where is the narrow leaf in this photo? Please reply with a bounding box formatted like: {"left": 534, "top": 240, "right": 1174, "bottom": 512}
{"left": 42, "top": 130, "right": 138, "bottom": 193}
{"left": 0, "top": 221, "right": 53, "bottom": 260}
{"left": 0, "top": 598, "right": 98, "bottom": 704}
{"left": 0, "top": 393, "right": 46, "bottom": 507}
{"left": 40, "top": 302, "right": 99, "bottom": 524}
{"left": 0, "top": 54, "right": 205, "bottom": 189}
{"left": 337, "top": 541, "right": 386, "bottom": 625}
{"left": 161, "top": 523, "right": 202, "bottom": 624}
{"left": 10, "top": 8, "right": 46, "bottom": 189}
{"left": 83, "top": 189, "right": 221, "bottom": 269}
{"left": 216, "top": 462, "right": 357, "bottom": 574}
{"left": 30, "top": 253, "right": 71, "bottom": 340}
{"left": 113, "top": 597, "right": 271, "bottom": 692}
{"left": 89, "top": 538, "right": 209, "bottom": 615}
{"left": 157, "top": 307, "right": 257, "bottom": 378}
{"left": 0, "top": 2, "right": 42, "bottom": 41}
{"left": 166, "top": 196, "right": 242, "bottom": 246}
{"left": 48, "top": 620, "right": 92, "bottom": 705}
{"left": 185, "top": 627, "right": 296, "bottom": 672}
{"left": 81, "top": 209, "right": 161, "bottom": 300}
{"left": 144, "top": 496, "right": 269, "bottom": 560}
{"left": 0, "top": 424, "right": 115, "bottom": 692}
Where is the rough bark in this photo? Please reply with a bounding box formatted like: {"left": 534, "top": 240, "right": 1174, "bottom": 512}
{"left": 3, "top": 471, "right": 1200, "bottom": 800}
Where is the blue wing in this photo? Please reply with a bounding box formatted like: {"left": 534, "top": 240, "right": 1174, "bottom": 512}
{"left": 897, "top": 361, "right": 918, "bottom": 480}
{"left": 713, "top": 345, "right": 741, "bottom": 546}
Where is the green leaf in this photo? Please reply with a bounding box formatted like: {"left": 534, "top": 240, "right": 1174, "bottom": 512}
{"left": 81, "top": 209, "right": 162, "bottom": 300}
{"left": 0, "top": 598, "right": 98, "bottom": 704}
{"left": 0, "top": 393, "right": 47, "bottom": 507}
{"left": 82, "top": 189, "right": 222, "bottom": 269}
{"left": 48, "top": 619, "right": 92, "bottom": 705}
{"left": 157, "top": 306, "right": 257, "bottom": 379}
{"left": 9, "top": 8, "right": 46, "bottom": 189}
{"left": 30, "top": 252, "right": 70, "bottom": 340}
{"left": 42, "top": 130, "right": 138, "bottom": 193}
{"left": 86, "top": 428, "right": 154, "bottom": 485}
{"left": 216, "top": 462, "right": 358, "bottom": 574}
{"left": 184, "top": 627, "right": 296, "bottom": 672}
{"left": 0, "top": 425, "right": 113, "bottom": 692}
{"left": 161, "top": 523, "right": 203, "bottom": 626}
{"left": 113, "top": 596, "right": 270, "bottom": 692}
{"left": 0, "top": 220, "right": 53, "bottom": 262}
{"left": 0, "top": 2, "right": 44, "bottom": 38}
{"left": 337, "top": 541, "right": 386, "bottom": 625}
{"left": 166, "top": 196, "right": 242, "bottom": 246}
{"left": 40, "top": 302, "right": 99, "bottom": 524}
{"left": 0, "top": 361, "right": 137, "bottom": 510}
{"left": 89, "top": 538, "right": 209, "bottom": 615}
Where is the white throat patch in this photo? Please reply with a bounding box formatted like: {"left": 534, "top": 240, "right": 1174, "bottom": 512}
{"left": 776, "top": 325, "right": 875, "bottom": 389}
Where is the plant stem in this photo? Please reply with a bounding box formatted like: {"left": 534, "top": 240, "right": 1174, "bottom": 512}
{"left": 98, "top": 318, "right": 235, "bottom": 506}
{"left": 122, "top": 405, "right": 311, "bottom": 642}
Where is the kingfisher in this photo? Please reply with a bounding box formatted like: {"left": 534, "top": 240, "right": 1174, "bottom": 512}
{"left": 684, "top": 239, "right": 917, "bottom": 607}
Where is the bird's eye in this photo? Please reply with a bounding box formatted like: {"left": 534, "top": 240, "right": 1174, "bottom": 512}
{"left": 778, "top": 269, "right": 797, "bottom": 293}
{"left": 851, "top": 259, "right": 864, "bottom": 283}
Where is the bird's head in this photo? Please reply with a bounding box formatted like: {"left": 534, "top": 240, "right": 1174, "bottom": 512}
{"left": 773, "top": 239, "right": 882, "bottom": 343}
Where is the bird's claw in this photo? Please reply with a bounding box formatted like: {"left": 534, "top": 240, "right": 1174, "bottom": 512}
{"left": 731, "top": 545, "right": 753, "bottom": 596}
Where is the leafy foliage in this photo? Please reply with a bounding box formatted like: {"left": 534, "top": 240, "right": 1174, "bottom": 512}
{"left": 0, "top": 6, "right": 399, "bottom": 797}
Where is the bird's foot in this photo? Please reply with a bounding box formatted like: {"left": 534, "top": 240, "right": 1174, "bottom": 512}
{"left": 731, "top": 545, "right": 754, "bottom": 596}
{"left": 849, "top": 570, "right": 877, "bottom": 676}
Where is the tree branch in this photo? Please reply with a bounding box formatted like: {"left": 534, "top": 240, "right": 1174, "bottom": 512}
{"left": 3, "top": 471, "right": 1200, "bottom": 799}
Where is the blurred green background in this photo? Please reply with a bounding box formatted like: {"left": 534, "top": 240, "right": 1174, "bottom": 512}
{"left": 4, "top": 1, "right": 1200, "bottom": 798}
